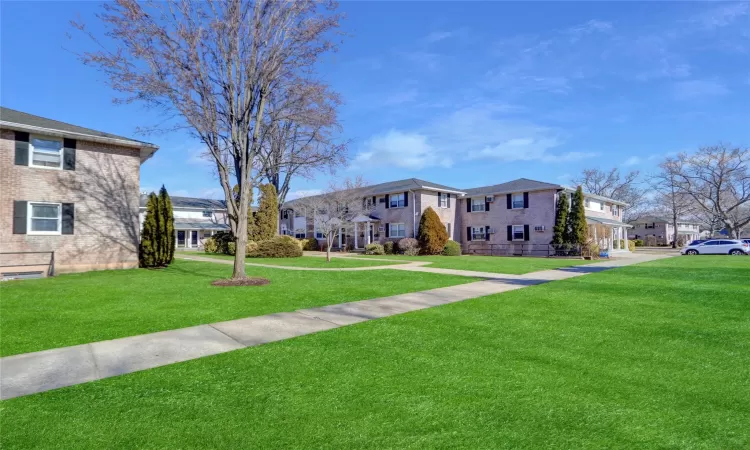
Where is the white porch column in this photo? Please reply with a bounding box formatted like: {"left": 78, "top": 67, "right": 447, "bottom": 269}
{"left": 354, "top": 223, "right": 358, "bottom": 249}
{"left": 338, "top": 228, "right": 342, "bottom": 249}
{"left": 610, "top": 227, "right": 615, "bottom": 250}
{"left": 366, "top": 221, "right": 371, "bottom": 245}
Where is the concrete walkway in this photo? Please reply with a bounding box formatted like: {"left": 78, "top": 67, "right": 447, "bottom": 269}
{"left": 178, "top": 254, "right": 433, "bottom": 272}
{"left": 0, "top": 253, "right": 670, "bottom": 400}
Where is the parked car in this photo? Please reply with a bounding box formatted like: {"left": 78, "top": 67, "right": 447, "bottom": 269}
{"left": 681, "top": 239, "right": 749, "bottom": 255}
{"left": 686, "top": 239, "right": 706, "bottom": 246}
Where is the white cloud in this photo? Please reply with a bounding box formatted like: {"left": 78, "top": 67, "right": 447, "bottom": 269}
{"left": 424, "top": 31, "right": 454, "bottom": 43}
{"left": 692, "top": 2, "right": 749, "bottom": 29}
{"left": 286, "top": 189, "right": 323, "bottom": 200}
{"left": 351, "top": 130, "right": 448, "bottom": 170}
{"left": 673, "top": 79, "right": 729, "bottom": 100}
{"left": 624, "top": 156, "right": 642, "bottom": 166}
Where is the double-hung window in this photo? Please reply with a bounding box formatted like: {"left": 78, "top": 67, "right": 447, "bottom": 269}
{"left": 295, "top": 230, "right": 306, "bottom": 239}
{"left": 390, "top": 193, "right": 406, "bottom": 208}
{"left": 512, "top": 193, "right": 524, "bottom": 209}
{"left": 512, "top": 225, "right": 525, "bottom": 241}
{"left": 30, "top": 136, "right": 63, "bottom": 169}
{"left": 584, "top": 198, "right": 591, "bottom": 208}
{"left": 315, "top": 230, "right": 324, "bottom": 239}
{"left": 202, "top": 210, "right": 212, "bottom": 218}
{"left": 471, "top": 226, "right": 486, "bottom": 241}
{"left": 439, "top": 192, "right": 448, "bottom": 208}
{"left": 471, "top": 198, "right": 485, "bottom": 212}
{"left": 389, "top": 223, "right": 406, "bottom": 238}
{"left": 29, "top": 202, "right": 61, "bottom": 234}
{"left": 612, "top": 205, "right": 619, "bottom": 216}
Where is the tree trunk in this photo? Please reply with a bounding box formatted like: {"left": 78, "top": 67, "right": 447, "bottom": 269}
{"left": 232, "top": 183, "right": 250, "bottom": 279}
{"left": 672, "top": 212, "right": 678, "bottom": 249}
{"left": 326, "top": 231, "right": 332, "bottom": 262}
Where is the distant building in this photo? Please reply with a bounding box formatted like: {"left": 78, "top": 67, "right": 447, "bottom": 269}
{"left": 628, "top": 216, "right": 702, "bottom": 245}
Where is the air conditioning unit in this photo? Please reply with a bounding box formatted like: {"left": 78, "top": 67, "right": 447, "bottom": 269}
{"left": 534, "top": 225, "right": 545, "bottom": 232}
{"left": 485, "top": 195, "right": 495, "bottom": 202}
{"left": 488, "top": 228, "right": 497, "bottom": 234}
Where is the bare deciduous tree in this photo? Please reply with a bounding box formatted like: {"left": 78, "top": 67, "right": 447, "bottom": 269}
{"left": 649, "top": 158, "right": 696, "bottom": 248}
{"left": 295, "top": 178, "right": 371, "bottom": 262}
{"left": 258, "top": 81, "right": 348, "bottom": 216}
{"left": 670, "top": 144, "right": 750, "bottom": 239}
{"left": 72, "top": 0, "right": 341, "bottom": 279}
{"left": 572, "top": 168, "right": 648, "bottom": 221}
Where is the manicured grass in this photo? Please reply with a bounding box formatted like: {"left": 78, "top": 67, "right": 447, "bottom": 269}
{"left": 187, "top": 253, "right": 403, "bottom": 268}
{"left": 3, "top": 257, "right": 749, "bottom": 448}
{"left": 353, "top": 254, "right": 595, "bottom": 274}
{"left": 0, "top": 259, "right": 473, "bottom": 357}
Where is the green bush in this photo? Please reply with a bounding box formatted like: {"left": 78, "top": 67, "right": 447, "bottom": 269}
{"left": 227, "top": 242, "right": 237, "bottom": 256}
{"left": 442, "top": 240, "right": 461, "bottom": 256}
{"left": 398, "top": 238, "right": 419, "bottom": 256}
{"left": 633, "top": 239, "right": 644, "bottom": 247}
{"left": 365, "top": 243, "right": 384, "bottom": 255}
{"left": 251, "top": 235, "right": 303, "bottom": 258}
{"left": 383, "top": 241, "right": 395, "bottom": 255}
{"left": 417, "top": 207, "right": 448, "bottom": 255}
{"left": 619, "top": 239, "right": 625, "bottom": 249}
{"left": 246, "top": 240, "right": 258, "bottom": 256}
{"left": 212, "top": 231, "right": 234, "bottom": 254}
{"left": 300, "top": 238, "right": 319, "bottom": 251}
{"left": 203, "top": 237, "right": 218, "bottom": 253}
{"left": 628, "top": 240, "right": 636, "bottom": 252}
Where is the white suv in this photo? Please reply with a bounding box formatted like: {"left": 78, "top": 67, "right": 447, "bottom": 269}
{"left": 681, "top": 239, "right": 749, "bottom": 255}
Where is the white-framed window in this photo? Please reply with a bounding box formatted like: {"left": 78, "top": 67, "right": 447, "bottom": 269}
{"left": 471, "top": 226, "right": 486, "bottom": 240}
{"left": 295, "top": 229, "right": 306, "bottom": 239}
{"left": 584, "top": 198, "right": 591, "bottom": 208}
{"left": 315, "top": 230, "right": 324, "bottom": 239}
{"left": 512, "top": 225, "right": 525, "bottom": 241}
{"left": 28, "top": 202, "right": 61, "bottom": 235}
{"left": 365, "top": 197, "right": 374, "bottom": 209}
{"left": 445, "top": 222, "right": 452, "bottom": 238}
{"left": 512, "top": 193, "right": 524, "bottom": 209}
{"left": 612, "top": 205, "right": 619, "bottom": 216}
{"left": 30, "top": 135, "right": 64, "bottom": 169}
{"left": 600, "top": 202, "right": 605, "bottom": 211}
{"left": 203, "top": 231, "right": 213, "bottom": 238}
{"left": 389, "top": 223, "right": 406, "bottom": 238}
{"left": 439, "top": 192, "right": 448, "bottom": 208}
{"left": 471, "top": 198, "right": 485, "bottom": 212}
{"left": 390, "top": 193, "right": 406, "bottom": 208}
{"left": 202, "top": 210, "right": 212, "bottom": 218}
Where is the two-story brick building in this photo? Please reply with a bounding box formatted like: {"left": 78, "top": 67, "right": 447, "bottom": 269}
{"left": 1, "top": 107, "right": 158, "bottom": 276}
{"left": 281, "top": 177, "right": 631, "bottom": 254}
{"left": 628, "top": 216, "right": 702, "bottom": 246}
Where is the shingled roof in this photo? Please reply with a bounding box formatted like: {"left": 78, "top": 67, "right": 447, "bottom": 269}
{"left": 140, "top": 194, "right": 227, "bottom": 210}
{"left": 463, "top": 178, "right": 562, "bottom": 196}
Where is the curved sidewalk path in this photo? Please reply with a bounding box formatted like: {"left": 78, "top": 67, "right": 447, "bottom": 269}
{"left": 178, "top": 254, "right": 433, "bottom": 272}
{"left": 0, "top": 253, "right": 671, "bottom": 400}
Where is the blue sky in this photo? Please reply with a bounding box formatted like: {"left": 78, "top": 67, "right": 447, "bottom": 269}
{"left": 2, "top": 2, "right": 749, "bottom": 200}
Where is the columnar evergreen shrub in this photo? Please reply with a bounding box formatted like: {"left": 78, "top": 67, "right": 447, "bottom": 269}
{"left": 252, "top": 183, "right": 278, "bottom": 241}
{"left": 552, "top": 192, "right": 569, "bottom": 245}
{"left": 442, "top": 240, "right": 461, "bottom": 256}
{"left": 417, "top": 207, "right": 449, "bottom": 255}
{"left": 158, "top": 185, "right": 175, "bottom": 264}
{"left": 139, "top": 193, "right": 159, "bottom": 267}
{"left": 365, "top": 243, "right": 384, "bottom": 255}
{"left": 566, "top": 186, "right": 588, "bottom": 245}
{"left": 398, "top": 238, "right": 419, "bottom": 256}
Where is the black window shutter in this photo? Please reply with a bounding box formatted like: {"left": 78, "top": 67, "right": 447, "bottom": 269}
{"left": 523, "top": 192, "right": 529, "bottom": 208}
{"left": 14, "top": 131, "right": 30, "bottom": 166}
{"left": 485, "top": 226, "right": 490, "bottom": 241}
{"left": 466, "top": 199, "right": 471, "bottom": 213}
{"left": 385, "top": 223, "right": 389, "bottom": 237}
{"left": 506, "top": 194, "right": 512, "bottom": 209}
{"left": 372, "top": 196, "right": 376, "bottom": 206}
{"left": 403, "top": 192, "right": 408, "bottom": 207}
{"left": 63, "top": 139, "right": 76, "bottom": 171}
{"left": 385, "top": 194, "right": 390, "bottom": 209}
{"left": 438, "top": 192, "right": 442, "bottom": 205}
{"left": 62, "top": 203, "right": 75, "bottom": 235}
{"left": 507, "top": 225, "right": 512, "bottom": 241}
{"left": 524, "top": 225, "right": 530, "bottom": 241}
{"left": 13, "top": 201, "right": 27, "bottom": 234}
{"left": 467, "top": 227, "right": 472, "bottom": 241}
{"left": 485, "top": 198, "right": 490, "bottom": 212}
{"left": 447, "top": 194, "right": 451, "bottom": 208}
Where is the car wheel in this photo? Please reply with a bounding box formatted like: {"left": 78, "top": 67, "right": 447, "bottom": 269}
{"left": 685, "top": 249, "right": 698, "bottom": 255}
{"left": 729, "top": 249, "right": 745, "bottom": 255}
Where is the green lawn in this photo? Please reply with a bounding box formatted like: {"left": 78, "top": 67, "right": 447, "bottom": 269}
{"left": 352, "top": 254, "right": 595, "bottom": 274}
{"left": 3, "top": 256, "right": 749, "bottom": 448}
{"left": 186, "top": 253, "right": 403, "bottom": 268}
{"left": 0, "top": 259, "right": 472, "bottom": 357}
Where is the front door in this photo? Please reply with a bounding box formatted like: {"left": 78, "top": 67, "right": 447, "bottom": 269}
{"left": 190, "top": 231, "right": 198, "bottom": 247}
{"left": 177, "top": 231, "right": 186, "bottom": 247}
{"left": 368, "top": 223, "right": 374, "bottom": 244}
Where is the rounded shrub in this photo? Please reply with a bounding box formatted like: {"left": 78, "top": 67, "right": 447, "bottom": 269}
{"left": 365, "top": 243, "right": 385, "bottom": 255}
{"left": 442, "top": 240, "right": 461, "bottom": 256}
{"left": 300, "top": 237, "right": 319, "bottom": 251}
{"left": 246, "top": 240, "right": 259, "bottom": 257}
{"left": 252, "top": 235, "right": 303, "bottom": 258}
{"left": 227, "top": 242, "right": 237, "bottom": 256}
{"left": 203, "top": 237, "right": 218, "bottom": 253}
{"left": 633, "top": 239, "right": 644, "bottom": 247}
{"left": 212, "top": 231, "right": 234, "bottom": 254}
{"left": 628, "top": 240, "right": 636, "bottom": 252}
{"left": 383, "top": 241, "right": 395, "bottom": 255}
{"left": 398, "top": 238, "right": 419, "bottom": 256}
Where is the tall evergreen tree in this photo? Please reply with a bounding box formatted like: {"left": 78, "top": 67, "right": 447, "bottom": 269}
{"left": 158, "top": 185, "right": 175, "bottom": 263}
{"left": 139, "top": 193, "right": 159, "bottom": 267}
{"left": 552, "top": 192, "right": 569, "bottom": 244}
{"left": 252, "top": 183, "right": 279, "bottom": 241}
{"left": 566, "top": 186, "right": 588, "bottom": 245}
{"left": 417, "top": 207, "right": 449, "bottom": 255}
